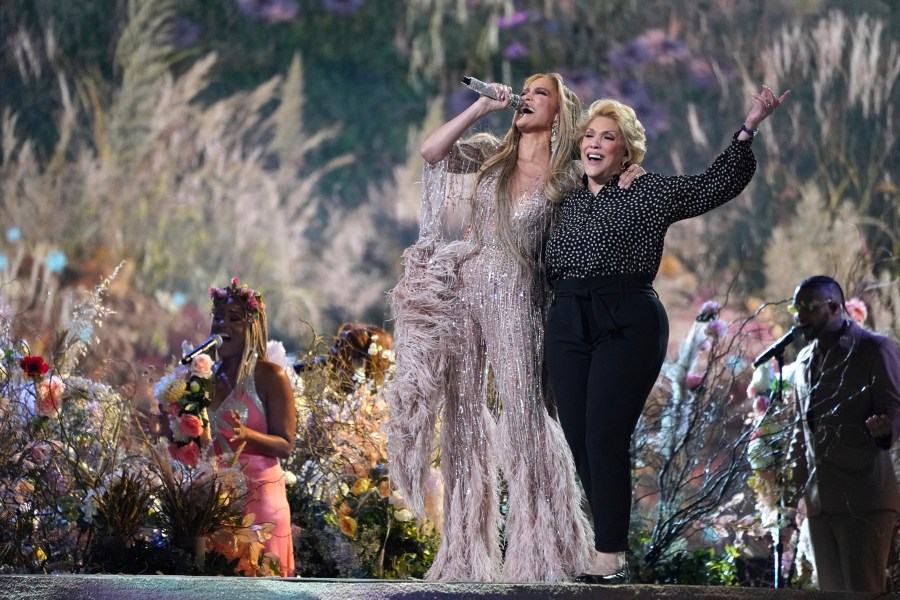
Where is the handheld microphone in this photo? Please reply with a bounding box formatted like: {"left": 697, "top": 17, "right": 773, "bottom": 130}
{"left": 751, "top": 327, "right": 800, "bottom": 368}
{"left": 181, "top": 334, "right": 224, "bottom": 365}
{"left": 461, "top": 76, "right": 524, "bottom": 110}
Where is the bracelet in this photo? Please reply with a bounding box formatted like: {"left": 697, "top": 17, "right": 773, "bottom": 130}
{"left": 740, "top": 123, "right": 758, "bottom": 139}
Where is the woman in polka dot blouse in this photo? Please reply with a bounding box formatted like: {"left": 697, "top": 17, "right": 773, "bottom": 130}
{"left": 544, "top": 86, "right": 790, "bottom": 583}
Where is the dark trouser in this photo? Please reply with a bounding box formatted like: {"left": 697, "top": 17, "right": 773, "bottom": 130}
{"left": 807, "top": 510, "right": 897, "bottom": 592}
{"left": 545, "top": 274, "right": 668, "bottom": 552}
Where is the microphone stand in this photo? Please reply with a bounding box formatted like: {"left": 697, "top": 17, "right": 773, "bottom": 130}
{"left": 770, "top": 351, "right": 787, "bottom": 589}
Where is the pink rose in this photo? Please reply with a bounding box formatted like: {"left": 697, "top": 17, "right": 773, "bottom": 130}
{"left": 685, "top": 373, "right": 705, "bottom": 390}
{"left": 231, "top": 277, "right": 240, "bottom": 286}
{"left": 28, "top": 441, "right": 53, "bottom": 464}
{"left": 36, "top": 376, "right": 64, "bottom": 416}
{"left": 845, "top": 297, "right": 867, "bottom": 325}
{"left": 169, "top": 441, "right": 200, "bottom": 467}
{"left": 179, "top": 413, "right": 204, "bottom": 438}
{"left": 190, "top": 353, "right": 214, "bottom": 379}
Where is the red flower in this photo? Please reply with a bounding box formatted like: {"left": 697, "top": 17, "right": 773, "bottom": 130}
{"left": 20, "top": 356, "right": 50, "bottom": 379}
{"left": 168, "top": 441, "right": 201, "bottom": 467}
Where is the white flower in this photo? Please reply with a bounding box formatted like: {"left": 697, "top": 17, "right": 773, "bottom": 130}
{"left": 394, "top": 508, "right": 414, "bottom": 522}
{"left": 266, "top": 340, "right": 292, "bottom": 372}
{"left": 81, "top": 488, "right": 102, "bottom": 523}
{"left": 283, "top": 470, "right": 297, "bottom": 486}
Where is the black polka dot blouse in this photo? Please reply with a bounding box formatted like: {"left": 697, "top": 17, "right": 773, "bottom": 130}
{"left": 546, "top": 132, "right": 756, "bottom": 281}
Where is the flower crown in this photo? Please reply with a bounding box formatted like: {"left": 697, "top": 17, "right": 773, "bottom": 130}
{"left": 208, "top": 277, "right": 265, "bottom": 316}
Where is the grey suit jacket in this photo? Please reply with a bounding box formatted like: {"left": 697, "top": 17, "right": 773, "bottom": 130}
{"left": 790, "top": 321, "right": 900, "bottom": 516}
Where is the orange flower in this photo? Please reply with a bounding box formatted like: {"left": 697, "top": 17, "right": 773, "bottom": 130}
{"left": 339, "top": 515, "right": 357, "bottom": 538}
{"left": 350, "top": 477, "right": 370, "bottom": 495}
{"left": 378, "top": 480, "right": 392, "bottom": 498}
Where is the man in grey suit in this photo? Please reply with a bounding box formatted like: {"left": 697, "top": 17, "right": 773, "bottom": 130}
{"left": 788, "top": 275, "right": 900, "bottom": 592}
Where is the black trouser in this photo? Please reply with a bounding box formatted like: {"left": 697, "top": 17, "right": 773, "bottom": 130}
{"left": 545, "top": 274, "right": 668, "bottom": 552}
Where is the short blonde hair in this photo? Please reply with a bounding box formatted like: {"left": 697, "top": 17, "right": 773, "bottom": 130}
{"left": 578, "top": 98, "right": 647, "bottom": 167}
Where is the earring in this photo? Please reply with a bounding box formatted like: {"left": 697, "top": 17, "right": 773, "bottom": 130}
{"left": 550, "top": 121, "right": 559, "bottom": 154}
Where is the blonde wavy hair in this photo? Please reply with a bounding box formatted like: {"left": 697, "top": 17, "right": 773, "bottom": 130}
{"left": 577, "top": 98, "right": 647, "bottom": 168}
{"left": 462, "top": 73, "right": 582, "bottom": 269}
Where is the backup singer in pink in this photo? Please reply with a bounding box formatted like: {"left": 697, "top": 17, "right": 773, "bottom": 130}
{"left": 208, "top": 278, "right": 297, "bottom": 577}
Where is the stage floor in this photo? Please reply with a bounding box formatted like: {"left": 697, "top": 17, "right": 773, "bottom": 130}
{"left": 0, "top": 575, "right": 880, "bottom": 600}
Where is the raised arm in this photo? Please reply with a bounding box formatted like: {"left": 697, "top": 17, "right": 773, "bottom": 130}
{"left": 419, "top": 82, "right": 514, "bottom": 164}
{"left": 737, "top": 84, "right": 791, "bottom": 141}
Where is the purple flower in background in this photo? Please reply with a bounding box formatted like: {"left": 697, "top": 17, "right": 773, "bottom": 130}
{"left": 608, "top": 28, "right": 689, "bottom": 70}
{"left": 705, "top": 319, "right": 729, "bottom": 339}
{"left": 236, "top": 0, "right": 299, "bottom": 22}
{"left": 633, "top": 29, "right": 689, "bottom": 65}
{"left": 497, "top": 10, "right": 528, "bottom": 28}
{"left": 688, "top": 58, "right": 713, "bottom": 88}
{"left": 172, "top": 17, "right": 201, "bottom": 48}
{"left": 503, "top": 42, "right": 528, "bottom": 60}
{"left": 320, "top": 0, "right": 365, "bottom": 16}
{"left": 558, "top": 70, "right": 605, "bottom": 105}
{"left": 445, "top": 89, "right": 476, "bottom": 121}
{"left": 598, "top": 77, "right": 670, "bottom": 138}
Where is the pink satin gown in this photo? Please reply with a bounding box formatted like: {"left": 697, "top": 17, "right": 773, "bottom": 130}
{"left": 210, "top": 363, "right": 295, "bottom": 577}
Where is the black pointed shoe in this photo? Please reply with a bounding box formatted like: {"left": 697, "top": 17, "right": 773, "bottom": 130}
{"left": 575, "top": 562, "right": 631, "bottom": 585}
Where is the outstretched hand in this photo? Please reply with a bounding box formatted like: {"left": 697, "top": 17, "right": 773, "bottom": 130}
{"left": 744, "top": 84, "right": 790, "bottom": 130}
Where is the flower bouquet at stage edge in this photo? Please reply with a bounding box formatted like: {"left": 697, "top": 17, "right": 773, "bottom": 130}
{"left": 153, "top": 350, "right": 215, "bottom": 467}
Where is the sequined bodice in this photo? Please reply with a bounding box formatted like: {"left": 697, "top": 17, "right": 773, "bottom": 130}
{"left": 209, "top": 360, "right": 267, "bottom": 456}
{"left": 471, "top": 170, "right": 550, "bottom": 259}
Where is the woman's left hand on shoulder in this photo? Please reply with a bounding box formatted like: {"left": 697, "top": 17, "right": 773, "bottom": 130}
{"left": 618, "top": 163, "right": 646, "bottom": 189}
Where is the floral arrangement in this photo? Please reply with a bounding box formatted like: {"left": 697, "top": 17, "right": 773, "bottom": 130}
{"left": 285, "top": 326, "right": 441, "bottom": 578}
{"left": 154, "top": 352, "right": 215, "bottom": 467}
{"left": 745, "top": 362, "right": 796, "bottom": 528}
{"left": 209, "top": 277, "right": 265, "bottom": 315}
{"left": 0, "top": 269, "right": 131, "bottom": 572}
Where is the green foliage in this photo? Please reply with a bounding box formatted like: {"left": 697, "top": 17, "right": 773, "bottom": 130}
{"left": 630, "top": 537, "right": 740, "bottom": 586}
